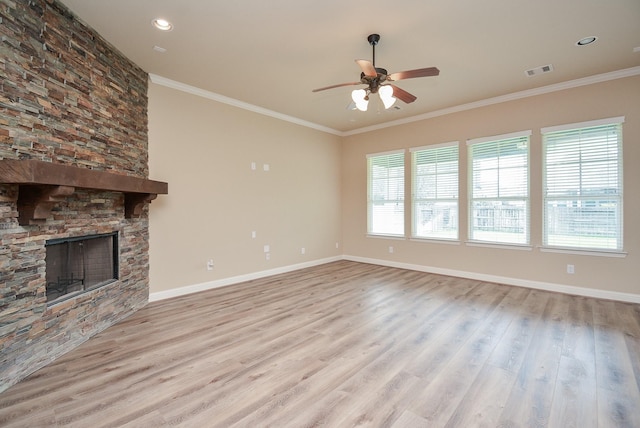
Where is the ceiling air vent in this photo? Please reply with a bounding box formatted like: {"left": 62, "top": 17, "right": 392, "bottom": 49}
{"left": 525, "top": 64, "right": 554, "bottom": 77}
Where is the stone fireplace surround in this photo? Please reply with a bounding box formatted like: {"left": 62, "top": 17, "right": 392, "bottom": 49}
{"left": 0, "top": 0, "right": 161, "bottom": 392}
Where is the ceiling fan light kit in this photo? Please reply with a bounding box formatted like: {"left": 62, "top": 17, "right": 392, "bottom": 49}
{"left": 313, "top": 34, "right": 439, "bottom": 112}
{"left": 351, "top": 88, "right": 369, "bottom": 111}
{"left": 379, "top": 85, "right": 396, "bottom": 109}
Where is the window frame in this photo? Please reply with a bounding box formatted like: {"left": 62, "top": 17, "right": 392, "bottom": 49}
{"left": 541, "top": 116, "right": 624, "bottom": 253}
{"left": 410, "top": 142, "right": 459, "bottom": 242}
{"left": 367, "top": 149, "right": 406, "bottom": 238}
{"left": 467, "top": 130, "right": 531, "bottom": 246}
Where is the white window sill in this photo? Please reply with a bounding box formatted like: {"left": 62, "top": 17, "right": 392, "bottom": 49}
{"left": 465, "top": 241, "right": 533, "bottom": 251}
{"left": 410, "top": 237, "right": 461, "bottom": 246}
{"left": 539, "top": 246, "right": 627, "bottom": 258}
{"left": 367, "top": 234, "right": 406, "bottom": 241}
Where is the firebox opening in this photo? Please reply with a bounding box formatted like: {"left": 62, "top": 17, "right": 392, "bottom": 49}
{"left": 45, "top": 232, "right": 119, "bottom": 304}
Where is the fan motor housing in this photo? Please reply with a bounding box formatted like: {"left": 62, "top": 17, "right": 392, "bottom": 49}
{"left": 360, "top": 67, "right": 388, "bottom": 93}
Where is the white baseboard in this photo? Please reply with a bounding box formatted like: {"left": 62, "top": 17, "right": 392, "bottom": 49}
{"left": 343, "top": 255, "right": 640, "bottom": 304}
{"left": 149, "top": 256, "right": 342, "bottom": 302}
{"left": 150, "top": 254, "right": 640, "bottom": 304}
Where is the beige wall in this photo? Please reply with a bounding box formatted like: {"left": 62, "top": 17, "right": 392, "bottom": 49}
{"left": 342, "top": 75, "right": 640, "bottom": 297}
{"left": 148, "top": 75, "right": 639, "bottom": 300}
{"left": 148, "top": 83, "right": 342, "bottom": 293}
{"left": 342, "top": 77, "right": 640, "bottom": 294}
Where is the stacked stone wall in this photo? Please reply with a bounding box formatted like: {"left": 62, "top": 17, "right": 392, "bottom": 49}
{"left": 0, "top": 0, "right": 150, "bottom": 392}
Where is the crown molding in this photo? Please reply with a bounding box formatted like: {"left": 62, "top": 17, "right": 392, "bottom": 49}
{"left": 343, "top": 66, "right": 640, "bottom": 136}
{"left": 150, "top": 67, "right": 640, "bottom": 138}
{"left": 148, "top": 74, "right": 342, "bottom": 136}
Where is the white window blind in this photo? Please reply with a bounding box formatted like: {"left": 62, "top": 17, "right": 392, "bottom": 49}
{"left": 542, "top": 118, "right": 623, "bottom": 251}
{"left": 411, "top": 142, "right": 459, "bottom": 240}
{"left": 468, "top": 131, "right": 530, "bottom": 245}
{"left": 367, "top": 150, "right": 405, "bottom": 236}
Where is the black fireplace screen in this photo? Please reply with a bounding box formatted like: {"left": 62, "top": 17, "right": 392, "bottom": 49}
{"left": 45, "top": 232, "right": 119, "bottom": 303}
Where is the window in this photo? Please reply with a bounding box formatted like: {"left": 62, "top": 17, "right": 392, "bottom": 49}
{"left": 411, "top": 142, "right": 459, "bottom": 240}
{"left": 367, "top": 150, "right": 405, "bottom": 236}
{"left": 542, "top": 117, "right": 623, "bottom": 251}
{"left": 468, "top": 131, "right": 530, "bottom": 245}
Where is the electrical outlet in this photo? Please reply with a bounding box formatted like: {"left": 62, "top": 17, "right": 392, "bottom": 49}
{"left": 301, "top": 247, "right": 305, "bottom": 255}
{"left": 251, "top": 231, "right": 256, "bottom": 239}
{"left": 567, "top": 264, "right": 575, "bottom": 274}
{"left": 389, "top": 246, "right": 394, "bottom": 254}
{"left": 265, "top": 253, "right": 270, "bottom": 261}
{"left": 264, "top": 244, "right": 270, "bottom": 253}
{"left": 251, "top": 162, "right": 256, "bottom": 170}
{"left": 206, "top": 259, "right": 214, "bottom": 271}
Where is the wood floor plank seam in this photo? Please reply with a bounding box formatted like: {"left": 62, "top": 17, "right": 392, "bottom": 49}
{"left": 0, "top": 260, "right": 638, "bottom": 427}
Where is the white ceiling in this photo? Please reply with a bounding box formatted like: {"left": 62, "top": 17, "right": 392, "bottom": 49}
{"left": 59, "top": 0, "right": 640, "bottom": 134}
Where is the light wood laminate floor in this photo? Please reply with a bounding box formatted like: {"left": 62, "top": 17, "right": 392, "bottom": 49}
{"left": 1, "top": 261, "right": 639, "bottom": 427}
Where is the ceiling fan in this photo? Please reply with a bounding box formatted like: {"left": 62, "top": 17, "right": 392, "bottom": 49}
{"left": 312, "top": 34, "right": 440, "bottom": 111}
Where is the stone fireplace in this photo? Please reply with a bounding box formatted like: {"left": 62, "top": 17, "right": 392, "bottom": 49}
{"left": 45, "top": 232, "right": 119, "bottom": 303}
{"left": 0, "top": 0, "right": 166, "bottom": 392}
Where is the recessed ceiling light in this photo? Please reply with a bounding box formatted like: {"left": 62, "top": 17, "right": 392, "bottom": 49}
{"left": 152, "top": 18, "right": 173, "bottom": 31}
{"left": 576, "top": 36, "right": 597, "bottom": 46}
{"left": 153, "top": 45, "right": 167, "bottom": 53}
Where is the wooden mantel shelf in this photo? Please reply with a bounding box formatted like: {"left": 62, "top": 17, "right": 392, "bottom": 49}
{"left": 0, "top": 159, "right": 168, "bottom": 225}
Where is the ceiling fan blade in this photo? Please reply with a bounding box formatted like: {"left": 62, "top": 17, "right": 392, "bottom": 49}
{"left": 355, "top": 59, "right": 377, "bottom": 77}
{"left": 312, "top": 82, "right": 361, "bottom": 92}
{"left": 389, "top": 84, "right": 417, "bottom": 104}
{"left": 388, "top": 67, "right": 440, "bottom": 81}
